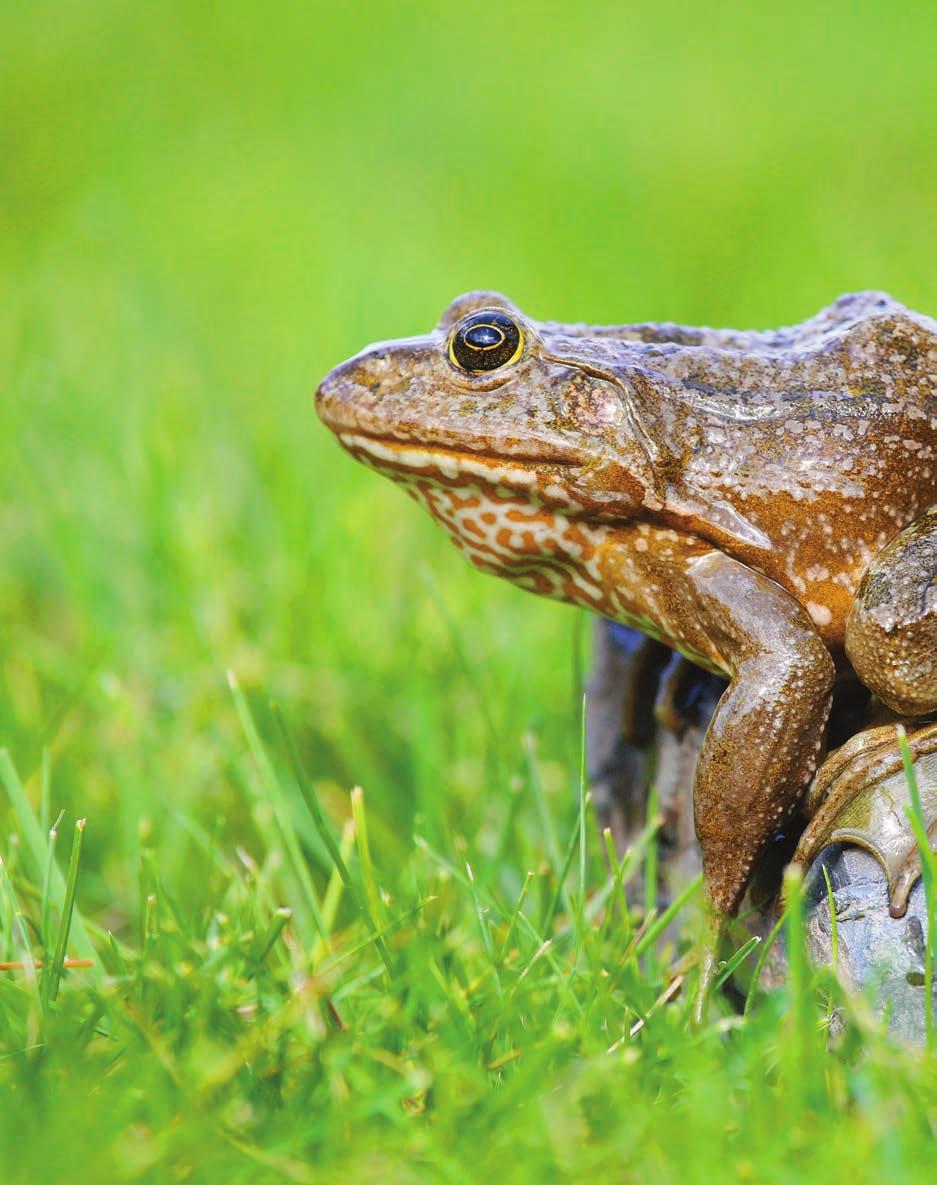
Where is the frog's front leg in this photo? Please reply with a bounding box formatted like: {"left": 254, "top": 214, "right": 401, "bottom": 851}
{"left": 682, "top": 552, "right": 836, "bottom": 914}
{"left": 598, "top": 540, "right": 835, "bottom": 1013}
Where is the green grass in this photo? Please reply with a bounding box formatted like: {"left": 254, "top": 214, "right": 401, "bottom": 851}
{"left": 3, "top": 1, "right": 937, "bottom": 1179}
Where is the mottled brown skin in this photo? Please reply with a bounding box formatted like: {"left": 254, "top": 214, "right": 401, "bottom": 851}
{"left": 315, "top": 290, "right": 937, "bottom": 925}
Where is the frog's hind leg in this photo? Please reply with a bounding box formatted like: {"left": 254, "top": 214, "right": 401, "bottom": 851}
{"left": 792, "top": 719, "right": 937, "bottom": 917}
{"left": 819, "top": 509, "right": 937, "bottom": 915}
{"left": 846, "top": 507, "right": 937, "bottom": 718}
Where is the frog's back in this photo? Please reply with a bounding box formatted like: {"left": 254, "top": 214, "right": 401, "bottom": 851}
{"left": 789, "top": 292, "right": 937, "bottom": 415}
{"left": 575, "top": 290, "right": 937, "bottom": 360}
{"left": 591, "top": 293, "right": 937, "bottom": 642}
{"left": 693, "top": 290, "right": 937, "bottom": 363}
{"left": 600, "top": 292, "right": 937, "bottom": 417}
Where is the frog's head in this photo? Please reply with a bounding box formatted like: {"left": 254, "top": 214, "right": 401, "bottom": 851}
{"left": 315, "top": 292, "right": 658, "bottom": 519}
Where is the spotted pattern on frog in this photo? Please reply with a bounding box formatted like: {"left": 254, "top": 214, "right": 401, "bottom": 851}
{"left": 316, "top": 291, "right": 937, "bottom": 922}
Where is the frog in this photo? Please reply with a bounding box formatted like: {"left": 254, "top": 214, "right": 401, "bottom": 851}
{"left": 315, "top": 289, "right": 937, "bottom": 1009}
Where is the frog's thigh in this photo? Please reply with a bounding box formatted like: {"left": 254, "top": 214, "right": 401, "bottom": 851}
{"left": 686, "top": 552, "right": 835, "bottom": 914}
{"left": 846, "top": 508, "right": 937, "bottom": 716}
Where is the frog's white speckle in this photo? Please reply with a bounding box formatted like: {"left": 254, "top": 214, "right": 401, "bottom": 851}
{"left": 807, "top": 602, "right": 833, "bottom": 628}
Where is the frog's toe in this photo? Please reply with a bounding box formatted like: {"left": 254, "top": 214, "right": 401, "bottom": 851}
{"left": 793, "top": 721, "right": 937, "bottom": 917}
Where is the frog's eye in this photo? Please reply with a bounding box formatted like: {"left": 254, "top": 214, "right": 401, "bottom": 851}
{"left": 448, "top": 310, "right": 523, "bottom": 373}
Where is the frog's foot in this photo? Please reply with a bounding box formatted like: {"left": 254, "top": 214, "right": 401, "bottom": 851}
{"left": 793, "top": 721, "right": 937, "bottom": 918}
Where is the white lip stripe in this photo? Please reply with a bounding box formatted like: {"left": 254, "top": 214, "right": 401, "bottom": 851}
{"left": 339, "top": 433, "right": 542, "bottom": 489}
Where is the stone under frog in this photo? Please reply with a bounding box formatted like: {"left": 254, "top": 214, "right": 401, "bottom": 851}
{"left": 316, "top": 290, "right": 937, "bottom": 1006}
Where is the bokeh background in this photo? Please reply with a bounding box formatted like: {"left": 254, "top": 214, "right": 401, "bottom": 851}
{"left": 3, "top": 0, "right": 937, "bottom": 919}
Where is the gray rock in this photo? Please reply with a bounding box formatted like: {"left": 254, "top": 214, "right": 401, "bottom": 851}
{"left": 803, "top": 845, "right": 934, "bottom": 1043}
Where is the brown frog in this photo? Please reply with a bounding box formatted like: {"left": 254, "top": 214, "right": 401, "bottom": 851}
{"left": 316, "top": 290, "right": 937, "bottom": 1004}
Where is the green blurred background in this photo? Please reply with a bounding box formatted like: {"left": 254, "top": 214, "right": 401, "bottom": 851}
{"left": 2, "top": 0, "right": 937, "bottom": 914}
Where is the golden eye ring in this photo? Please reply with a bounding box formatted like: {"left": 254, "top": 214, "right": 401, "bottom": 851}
{"left": 448, "top": 310, "right": 524, "bottom": 373}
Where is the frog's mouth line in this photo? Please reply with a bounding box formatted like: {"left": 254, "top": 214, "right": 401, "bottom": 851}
{"left": 337, "top": 431, "right": 582, "bottom": 491}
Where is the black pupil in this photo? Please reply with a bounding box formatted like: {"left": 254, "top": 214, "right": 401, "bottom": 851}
{"left": 452, "top": 311, "right": 520, "bottom": 372}
{"left": 464, "top": 324, "right": 503, "bottom": 349}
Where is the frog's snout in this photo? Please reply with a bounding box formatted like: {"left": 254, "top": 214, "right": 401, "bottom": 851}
{"left": 314, "top": 368, "right": 335, "bottom": 418}
{"left": 314, "top": 368, "right": 340, "bottom": 429}
{"left": 316, "top": 336, "right": 437, "bottom": 436}
{"left": 315, "top": 354, "right": 371, "bottom": 433}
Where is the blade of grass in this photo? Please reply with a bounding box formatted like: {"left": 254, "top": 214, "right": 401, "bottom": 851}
{"left": 781, "top": 863, "right": 816, "bottom": 1083}
{"left": 350, "top": 785, "right": 385, "bottom": 932}
{"left": 632, "top": 874, "right": 702, "bottom": 959}
{"left": 602, "top": 827, "right": 634, "bottom": 949}
{"left": 897, "top": 724, "right": 936, "bottom": 1051}
{"left": 578, "top": 693, "right": 588, "bottom": 913}
{"left": 743, "top": 911, "right": 785, "bottom": 1016}
{"left": 496, "top": 870, "right": 535, "bottom": 964}
{"left": 39, "top": 749, "right": 51, "bottom": 839}
{"left": 467, "top": 861, "right": 501, "bottom": 997}
{"left": 713, "top": 934, "right": 761, "bottom": 991}
{"left": 106, "top": 931, "right": 131, "bottom": 980}
{"left": 320, "top": 898, "right": 437, "bottom": 978}
{"left": 228, "top": 672, "right": 327, "bottom": 947}
{"left": 44, "top": 817, "right": 86, "bottom": 1004}
{"left": 319, "top": 821, "right": 355, "bottom": 936}
{"left": 0, "top": 751, "right": 96, "bottom": 967}
{"left": 601, "top": 814, "right": 668, "bottom": 948}
{"left": 540, "top": 802, "right": 583, "bottom": 934}
{"left": 523, "top": 732, "right": 563, "bottom": 875}
{"left": 506, "top": 938, "right": 554, "bottom": 1001}
{"left": 415, "top": 835, "right": 582, "bottom": 1014}
{"left": 644, "top": 783, "right": 660, "bottom": 917}
{"left": 642, "top": 782, "right": 661, "bottom": 979}
{"left": 40, "top": 809, "right": 65, "bottom": 950}
{"left": 275, "top": 702, "right": 392, "bottom": 972}
{"left": 271, "top": 704, "right": 390, "bottom": 971}
{"left": 0, "top": 959, "right": 93, "bottom": 971}
{"left": 0, "top": 855, "right": 41, "bottom": 1012}
{"left": 252, "top": 907, "right": 293, "bottom": 968}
